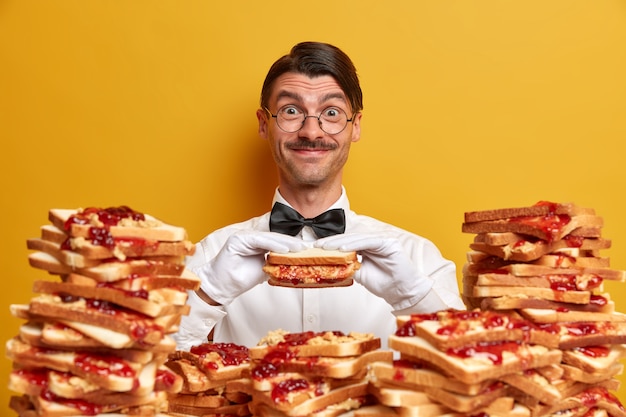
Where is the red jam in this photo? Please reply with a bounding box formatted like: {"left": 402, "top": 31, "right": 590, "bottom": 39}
{"left": 577, "top": 386, "right": 625, "bottom": 410}
{"left": 589, "top": 294, "right": 608, "bottom": 306}
{"left": 13, "top": 368, "right": 49, "bottom": 387}
{"left": 95, "top": 283, "right": 150, "bottom": 299}
{"left": 280, "top": 331, "right": 345, "bottom": 347}
{"left": 41, "top": 389, "right": 102, "bottom": 415}
{"left": 74, "top": 353, "right": 136, "bottom": 378}
{"left": 575, "top": 345, "right": 610, "bottom": 358}
{"left": 65, "top": 206, "right": 145, "bottom": 229}
{"left": 447, "top": 341, "right": 522, "bottom": 365}
{"left": 395, "top": 309, "right": 560, "bottom": 339}
{"left": 508, "top": 210, "right": 571, "bottom": 242}
{"left": 271, "top": 378, "right": 311, "bottom": 403}
{"left": 190, "top": 342, "right": 250, "bottom": 369}
{"left": 155, "top": 368, "right": 178, "bottom": 389}
{"left": 565, "top": 322, "right": 601, "bottom": 336}
{"left": 63, "top": 206, "right": 146, "bottom": 249}
{"left": 251, "top": 363, "right": 279, "bottom": 380}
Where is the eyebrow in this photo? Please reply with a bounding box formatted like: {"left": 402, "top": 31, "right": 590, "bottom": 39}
{"left": 275, "top": 90, "right": 348, "bottom": 105}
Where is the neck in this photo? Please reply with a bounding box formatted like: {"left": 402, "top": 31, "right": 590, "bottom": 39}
{"left": 278, "top": 182, "right": 343, "bottom": 218}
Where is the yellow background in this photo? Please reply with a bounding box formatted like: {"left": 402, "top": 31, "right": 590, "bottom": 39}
{"left": 1, "top": 0, "right": 626, "bottom": 412}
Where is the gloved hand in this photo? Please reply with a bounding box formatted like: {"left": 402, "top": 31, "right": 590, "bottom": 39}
{"left": 315, "top": 233, "right": 435, "bottom": 310}
{"left": 193, "top": 231, "right": 308, "bottom": 306}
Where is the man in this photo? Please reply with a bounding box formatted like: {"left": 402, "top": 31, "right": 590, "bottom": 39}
{"left": 174, "top": 41, "right": 464, "bottom": 351}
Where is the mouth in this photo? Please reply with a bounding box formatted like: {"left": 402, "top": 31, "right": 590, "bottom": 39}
{"left": 286, "top": 141, "right": 337, "bottom": 152}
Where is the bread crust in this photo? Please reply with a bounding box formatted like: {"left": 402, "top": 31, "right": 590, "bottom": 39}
{"left": 266, "top": 248, "right": 358, "bottom": 266}
{"left": 463, "top": 202, "right": 595, "bottom": 223}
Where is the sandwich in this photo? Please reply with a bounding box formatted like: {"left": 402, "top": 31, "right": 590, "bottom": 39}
{"left": 239, "top": 329, "right": 390, "bottom": 416}
{"left": 164, "top": 341, "right": 253, "bottom": 416}
{"left": 263, "top": 247, "right": 360, "bottom": 288}
{"left": 7, "top": 205, "right": 197, "bottom": 417}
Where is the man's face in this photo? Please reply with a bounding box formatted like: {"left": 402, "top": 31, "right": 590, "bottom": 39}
{"left": 257, "top": 73, "right": 361, "bottom": 189}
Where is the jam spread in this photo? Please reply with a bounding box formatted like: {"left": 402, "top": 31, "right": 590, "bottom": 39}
{"left": 270, "top": 377, "right": 325, "bottom": 404}
{"left": 65, "top": 206, "right": 145, "bottom": 229}
{"left": 506, "top": 201, "right": 572, "bottom": 242}
{"left": 395, "top": 309, "right": 560, "bottom": 339}
{"left": 74, "top": 352, "right": 136, "bottom": 378}
{"left": 575, "top": 345, "right": 610, "bottom": 358}
{"left": 57, "top": 294, "right": 163, "bottom": 341}
{"left": 447, "top": 341, "right": 522, "bottom": 365}
{"left": 190, "top": 342, "right": 250, "bottom": 370}
{"left": 41, "top": 389, "right": 102, "bottom": 415}
{"left": 63, "top": 206, "right": 148, "bottom": 249}
{"left": 155, "top": 367, "right": 178, "bottom": 389}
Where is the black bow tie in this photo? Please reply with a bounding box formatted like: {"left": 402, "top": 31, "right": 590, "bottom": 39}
{"left": 269, "top": 202, "right": 346, "bottom": 238}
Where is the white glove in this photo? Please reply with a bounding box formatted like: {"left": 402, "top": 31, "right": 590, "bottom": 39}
{"left": 315, "top": 233, "right": 435, "bottom": 310}
{"left": 193, "top": 231, "right": 308, "bottom": 306}
{"left": 173, "top": 290, "right": 226, "bottom": 351}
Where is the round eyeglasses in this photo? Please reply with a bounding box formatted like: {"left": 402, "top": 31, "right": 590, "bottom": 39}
{"left": 265, "top": 105, "right": 354, "bottom": 135}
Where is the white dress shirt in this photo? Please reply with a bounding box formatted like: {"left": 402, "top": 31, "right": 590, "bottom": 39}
{"left": 174, "top": 187, "right": 464, "bottom": 351}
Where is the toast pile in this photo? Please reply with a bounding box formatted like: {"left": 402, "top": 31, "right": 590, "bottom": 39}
{"left": 459, "top": 201, "right": 626, "bottom": 416}
{"left": 7, "top": 206, "right": 201, "bottom": 416}
{"left": 240, "top": 329, "right": 392, "bottom": 416}
{"left": 368, "top": 309, "right": 562, "bottom": 416}
{"left": 164, "top": 342, "right": 252, "bottom": 416}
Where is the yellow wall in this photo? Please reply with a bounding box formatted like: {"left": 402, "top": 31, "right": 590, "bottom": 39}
{"left": 1, "top": 1, "right": 625, "bottom": 412}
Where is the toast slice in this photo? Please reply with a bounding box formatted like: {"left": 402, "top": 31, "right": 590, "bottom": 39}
{"left": 388, "top": 335, "right": 562, "bottom": 384}
{"left": 168, "top": 342, "right": 250, "bottom": 381}
{"left": 463, "top": 202, "right": 595, "bottom": 223}
{"left": 561, "top": 344, "right": 626, "bottom": 373}
{"left": 250, "top": 330, "right": 380, "bottom": 359}
{"left": 6, "top": 338, "right": 150, "bottom": 393}
{"left": 26, "top": 294, "right": 177, "bottom": 346}
{"left": 395, "top": 309, "right": 560, "bottom": 350}
{"left": 249, "top": 380, "right": 369, "bottom": 417}
{"left": 470, "top": 235, "right": 610, "bottom": 262}
{"left": 18, "top": 320, "right": 177, "bottom": 354}
{"left": 252, "top": 349, "right": 393, "bottom": 379}
{"left": 49, "top": 207, "right": 188, "bottom": 242}
{"left": 558, "top": 322, "right": 626, "bottom": 350}
{"left": 519, "top": 308, "right": 626, "bottom": 323}
{"left": 472, "top": 285, "right": 591, "bottom": 304}
{"left": 32, "top": 279, "right": 189, "bottom": 318}
{"left": 28, "top": 251, "right": 186, "bottom": 281}
{"left": 371, "top": 360, "right": 494, "bottom": 396}
{"left": 480, "top": 294, "right": 615, "bottom": 314}
{"left": 64, "top": 271, "right": 200, "bottom": 291}
{"left": 463, "top": 212, "right": 603, "bottom": 242}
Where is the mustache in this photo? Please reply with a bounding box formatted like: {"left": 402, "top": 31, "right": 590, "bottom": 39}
{"left": 286, "top": 140, "right": 338, "bottom": 151}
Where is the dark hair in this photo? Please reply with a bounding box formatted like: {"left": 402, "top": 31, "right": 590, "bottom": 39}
{"left": 260, "top": 42, "right": 363, "bottom": 114}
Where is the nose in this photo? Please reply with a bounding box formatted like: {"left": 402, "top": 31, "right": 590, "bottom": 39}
{"left": 298, "top": 115, "right": 324, "bottom": 140}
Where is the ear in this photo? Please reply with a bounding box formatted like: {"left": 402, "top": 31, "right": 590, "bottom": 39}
{"left": 350, "top": 112, "right": 362, "bottom": 143}
{"left": 257, "top": 108, "right": 269, "bottom": 139}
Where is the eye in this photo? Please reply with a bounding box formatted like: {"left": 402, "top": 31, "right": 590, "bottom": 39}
{"left": 322, "top": 107, "right": 343, "bottom": 120}
{"left": 279, "top": 105, "right": 303, "bottom": 118}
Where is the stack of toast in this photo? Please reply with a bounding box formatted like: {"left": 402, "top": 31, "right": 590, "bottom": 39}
{"left": 6, "top": 206, "right": 201, "bottom": 416}
{"left": 164, "top": 341, "right": 253, "bottom": 416}
{"left": 237, "top": 330, "right": 392, "bottom": 417}
{"left": 368, "top": 309, "right": 562, "bottom": 416}
{"left": 459, "top": 201, "right": 626, "bottom": 416}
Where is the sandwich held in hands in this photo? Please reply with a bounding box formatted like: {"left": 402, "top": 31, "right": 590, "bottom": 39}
{"left": 263, "top": 247, "right": 360, "bottom": 288}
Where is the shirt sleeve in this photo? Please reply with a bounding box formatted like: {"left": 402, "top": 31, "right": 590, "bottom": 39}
{"left": 172, "top": 290, "right": 227, "bottom": 351}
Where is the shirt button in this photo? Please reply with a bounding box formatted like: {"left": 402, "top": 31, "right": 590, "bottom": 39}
{"left": 202, "top": 319, "right": 214, "bottom": 327}
{"left": 306, "top": 314, "right": 316, "bottom": 323}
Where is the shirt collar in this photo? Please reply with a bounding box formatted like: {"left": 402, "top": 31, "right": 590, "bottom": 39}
{"left": 271, "top": 186, "right": 350, "bottom": 213}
